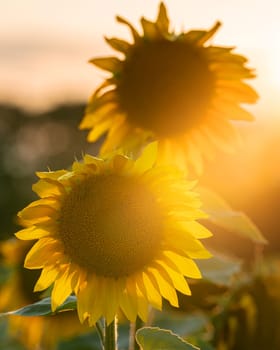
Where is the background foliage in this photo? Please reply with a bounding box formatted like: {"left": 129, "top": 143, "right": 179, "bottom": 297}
{"left": 0, "top": 103, "right": 279, "bottom": 349}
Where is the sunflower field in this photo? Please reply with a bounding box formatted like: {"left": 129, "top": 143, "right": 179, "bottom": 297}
{"left": 0, "top": 2, "right": 279, "bottom": 350}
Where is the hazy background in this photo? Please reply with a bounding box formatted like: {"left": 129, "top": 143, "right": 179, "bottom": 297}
{"left": 0, "top": 0, "right": 279, "bottom": 255}
{"left": 1, "top": 0, "right": 280, "bottom": 113}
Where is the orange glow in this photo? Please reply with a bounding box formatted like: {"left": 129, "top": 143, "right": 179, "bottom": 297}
{"left": 267, "top": 47, "right": 280, "bottom": 88}
{"left": 0, "top": 0, "right": 279, "bottom": 116}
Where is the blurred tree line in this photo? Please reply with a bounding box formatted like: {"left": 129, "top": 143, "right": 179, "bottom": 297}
{"left": 0, "top": 103, "right": 99, "bottom": 241}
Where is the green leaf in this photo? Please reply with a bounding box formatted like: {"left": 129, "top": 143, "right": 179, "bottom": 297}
{"left": 153, "top": 311, "right": 209, "bottom": 337}
{"left": 0, "top": 296, "right": 77, "bottom": 317}
{"left": 193, "top": 339, "right": 215, "bottom": 350}
{"left": 197, "top": 186, "right": 267, "bottom": 244}
{"left": 136, "top": 327, "right": 199, "bottom": 350}
{"left": 196, "top": 255, "right": 241, "bottom": 286}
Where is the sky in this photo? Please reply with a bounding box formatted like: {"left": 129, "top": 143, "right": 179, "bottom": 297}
{"left": 0, "top": 0, "right": 280, "bottom": 119}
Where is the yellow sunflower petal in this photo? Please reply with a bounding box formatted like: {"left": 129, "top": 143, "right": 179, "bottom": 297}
{"left": 163, "top": 251, "right": 201, "bottom": 278}
{"left": 34, "top": 265, "right": 59, "bottom": 292}
{"left": 166, "top": 230, "right": 212, "bottom": 259}
{"left": 79, "top": 104, "right": 117, "bottom": 130}
{"left": 89, "top": 57, "right": 122, "bottom": 72}
{"left": 15, "top": 226, "right": 51, "bottom": 240}
{"left": 70, "top": 266, "right": 86, "bottom": 294}
{"left": 136, "top": 294, "right": 149, "bottom": 322}
{"left": 206, "top": 46, "right": 235, "bottom": 56}
{"left": 141, "top": 17, "right": 159, "bottom": 39}
{"left": 122, "top": 278, "right": 141, "bottom": 320}
{"left": 111, "top": 154, "right": 134, "bottom": 174}
{"left": 216, "top": 80, "right": 259, "bottom": 103}
{"left": 213, "top": 65, "right": 255, "bottom": 79}
{"left": 133, "top": 141, "right": 158, "bottom": 173}
{"left": 197, "top": 21, "right": 222, "bottom": 45}
{"left": 176, "top": 220, "right": 213, "bottom": 239}
{"left": 135, "top": 272, "right": 162, "bottom": 310}
{"left": 155, "top": 261, "right": 191, "bottom": 295}
{"left": 105, "top": 37, "right": 131, "bottom": 53}
{"left": 36, "top": 170, "right": 67, "bottom": 180}
{"left": 85, "top": 89, "right": 117, "bottom": 115}
{"left": 183, "top": 21, "right": 221, "bottom": 45}
{"left": 119, "top": 289, "right": 138, "bottom": 322}
{"left": 18, "top": 205, "right": 58, "bottom": 225}
{"left": 103, "top": 278, "right": 122, "bottom": 324}
{"left": 214, "top": 102, "right": 255, "bottom": 121}
{"left": 156, "top": 2, "right": 169, "bottom": 34}
{"left": 77, "top": 280, "right": 92, "bottom": 323}
{"left": 116, "top": 15, "right": 140, "bottom": 42}
{"left": 100, "top": 119, "right": 138, "bottom": 154}
{"left": 87, "top": 278, "right": 106, "bottom": 326}
{"left": 25, "top": 238, "right": 61, "bottom": 269}
{"left": 51, "top": 266, "right": 74, "bottom": 311}
{"left": 87, "top": 118, "right": 115, "bottom": 142}
{"left": 32, "top": 179, "right": 65, "bottom": 198}
{"left": 210, "top": 51, "right": 248, "bottom": 64}
{"left": 148, "top": 267, "right": 179, "bottom": 307}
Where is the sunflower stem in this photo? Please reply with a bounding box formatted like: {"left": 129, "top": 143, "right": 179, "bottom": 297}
{"left": 129, "top": 317, "right": 144, "bottom": 350}
{"left": 104, "top": 317, "right": 118, "bottom": 350}
{"left": 96, "top": 319, "right": 105, "bottom": 347}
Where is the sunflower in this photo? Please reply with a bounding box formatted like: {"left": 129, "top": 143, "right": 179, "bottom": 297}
{"left": 16, "top": 143, "right": 212, "bottom": 326}
{"left": 213, "top": 258, "right": 280, "bottom": 350}
{"left": 80, "top": 2, "right": 258, "bottom": 174}
{"left": 0, "top": 239, "right": 88, "bottom": 350}
{"left": 0, "top": 239, "right": 44, "bottom": 349}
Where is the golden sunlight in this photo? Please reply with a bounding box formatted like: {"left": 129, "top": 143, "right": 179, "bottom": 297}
{"left": 0, "top": 2, "right": 280, "bottom": 349}
{"left": 0, "top": 0, "right": 279, "bottom": 115}
{"left": 268, "top": 46, "right": 280, "bottom": 88}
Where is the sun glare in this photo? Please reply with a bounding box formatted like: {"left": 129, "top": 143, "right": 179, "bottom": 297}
{"left": 271, "top": 47, "right": 280, "bottom": 87}
{"left": 270, "top": 47, "right": 280, "bottom": 88}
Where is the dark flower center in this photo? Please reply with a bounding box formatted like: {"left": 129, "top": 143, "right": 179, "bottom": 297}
{"left": 117, "top": 39, "right": 215, "bottom": 137}
{"left": 58, "top": 174, "right": 163, "bottom": 278}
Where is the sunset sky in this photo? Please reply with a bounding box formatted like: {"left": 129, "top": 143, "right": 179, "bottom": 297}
{"left": 0, "top": 0, "right": 280, "bottom": 120}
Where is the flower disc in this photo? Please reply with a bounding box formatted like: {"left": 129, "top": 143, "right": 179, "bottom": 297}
{"left": 59, "top": 175, "right": 163, "bottom": 277}
{"left": 118, "top": 40, "right": 215, "bottom": 136}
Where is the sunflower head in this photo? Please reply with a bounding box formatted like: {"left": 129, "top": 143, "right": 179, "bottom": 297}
{"left": 0, "top": 239, "right": 41, "bottom": 307}
{"left": 80, "top": 2, "right": 258, "bottom": 174}
{"left": 0, "top": 239, "right": 44, "bottom": 349}
{"left": 0, "top": 239, "right": 88, "bottom": 349}
{"left": 16, "top": 143, "right": 212, "bottom": 325}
